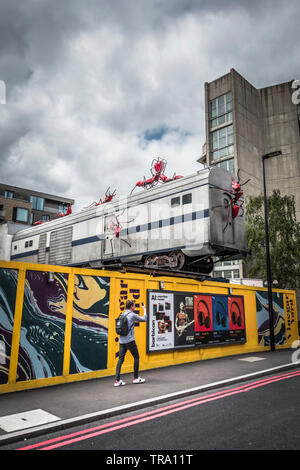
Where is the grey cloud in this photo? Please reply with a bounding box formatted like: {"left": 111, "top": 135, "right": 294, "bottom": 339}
{"left": 0, "top": 0, "right": 299, "bottom": 209}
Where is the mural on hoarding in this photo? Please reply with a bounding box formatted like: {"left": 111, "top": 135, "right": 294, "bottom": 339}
{"left": 16, "top": 272, "right": 110, "bottom": 381}
{"left": 256, "top": 291, "right": 286, "bottom": 346}
{"left": 70, "top": 275, "right": 110, "bottom": 374}
{"left": 147, "top": 290, "right": 246, "bottom": 352}
{"left": 0, "top": 269, "right": 18, "bottom": 384}
{"left": 17, "top": 271, "right": 68, "bottom": 381}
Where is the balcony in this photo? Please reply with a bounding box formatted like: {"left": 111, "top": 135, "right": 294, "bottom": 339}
{"left": 197, "top": 142, "right": 207, "bottom": 165}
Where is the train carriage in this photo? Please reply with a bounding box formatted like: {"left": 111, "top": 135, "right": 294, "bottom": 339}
{"left": 10, "top": 167, "right": 247, "bottom": 273}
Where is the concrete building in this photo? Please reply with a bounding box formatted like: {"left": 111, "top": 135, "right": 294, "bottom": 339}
{"left": 199, "top": 68, "right": 300, "bottom": 279}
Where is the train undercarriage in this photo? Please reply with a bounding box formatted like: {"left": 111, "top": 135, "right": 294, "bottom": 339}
{"left": 143, "top": 250, "right": 214, "bottom": 274}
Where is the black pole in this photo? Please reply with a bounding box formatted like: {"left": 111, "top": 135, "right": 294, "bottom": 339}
{"left": 262, "top": 155, "right": 275, "bottom": 352}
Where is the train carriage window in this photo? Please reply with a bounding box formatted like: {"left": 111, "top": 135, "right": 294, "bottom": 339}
{"left": 25, "top": 241, "right": 29, "bottom": 248}
{"left": 29, "top": 240, "right": 33, "bottom": 247}
{"left": 182, "top": 193, "right": 192, "bottom": 205}
{"left": 171, "top": 197, "right": 180, "bottom": 207}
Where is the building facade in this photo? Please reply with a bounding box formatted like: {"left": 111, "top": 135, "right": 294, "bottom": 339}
{"left": 0, "top": 184, "right": 74, "bottom": 226}
{"left": 199, "top": 68, "right": 300, "bottom": 279}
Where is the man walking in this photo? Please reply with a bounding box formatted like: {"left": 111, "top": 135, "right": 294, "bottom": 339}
{"left": 114, "top": 299, "right": 147, "bottom": 387}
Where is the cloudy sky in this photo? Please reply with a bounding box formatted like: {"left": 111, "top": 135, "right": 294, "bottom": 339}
{"left": 0, "top": 0, "right": 299, "bottom": 210}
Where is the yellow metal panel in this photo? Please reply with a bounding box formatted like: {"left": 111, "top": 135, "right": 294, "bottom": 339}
{"left": 284, "top": 292, "right": 299, "bottom": 343}
{"left": 63, "top": 273, "right": 74, "bottom": 376}
{"left": 8, "top": 269, "right": 26, "bottom": 384}
{"left": 106, "top": 276, "right": 118, "bottom": 371}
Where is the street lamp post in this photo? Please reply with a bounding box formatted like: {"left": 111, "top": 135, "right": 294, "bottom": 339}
{"left": 262, "top": 150, "right": 282, "bottom": 352}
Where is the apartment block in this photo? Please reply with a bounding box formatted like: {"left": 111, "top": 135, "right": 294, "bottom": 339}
{"left": 0, "top": 183, "right": 74, "bottom": 226}
{"left": 199, "top": 68, "right": 300, "bottom": 279}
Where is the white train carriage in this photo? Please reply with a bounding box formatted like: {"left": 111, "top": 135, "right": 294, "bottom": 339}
{"left": 10, "top": 167, "right": 247, "bottom": 273}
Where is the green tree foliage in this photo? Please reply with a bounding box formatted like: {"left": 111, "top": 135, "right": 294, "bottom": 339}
{"left": 245, "top": 190, "right": 300, "bottom": 288}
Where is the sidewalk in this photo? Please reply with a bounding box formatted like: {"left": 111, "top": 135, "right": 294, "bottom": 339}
{"left": 0, "top": 349, "right": 299, "bottom": 445}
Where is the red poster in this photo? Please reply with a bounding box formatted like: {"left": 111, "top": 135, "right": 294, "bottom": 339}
{"left": 194, "top": 295, "right": 213, "bottom": 332}
{"left": 228, "top": 296, "right": 245, "bottom": 330}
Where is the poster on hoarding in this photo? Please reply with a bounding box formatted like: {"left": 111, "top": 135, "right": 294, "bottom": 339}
{"left": 148, "top": 291, "right": 174, "bottom": 351}
{"left": 194, "top": 294, "right": 213, "bottom": 344}
{"left": 174, "top": 293, "right": 195, "bottom": 348}
{"left": 147, "top": 290, "right": 246, "bottom": 353}
{"left": 194, "top": 294, "right": 246, "bottom": 345}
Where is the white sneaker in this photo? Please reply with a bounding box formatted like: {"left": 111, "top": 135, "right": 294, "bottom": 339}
{"left": 114, "top": 379, "right": 126, "bottom": 387}
{"left": 133, "top": 377, "right": 145, "bottom": 384}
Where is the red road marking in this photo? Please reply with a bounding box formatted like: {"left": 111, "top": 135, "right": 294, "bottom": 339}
{"left": 18, "top": 369, "right": 300, "bottom": 450}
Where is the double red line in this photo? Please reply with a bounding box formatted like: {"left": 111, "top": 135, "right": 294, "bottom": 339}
{"left": 18, "top": 369, "right": 300, "bottom": 450}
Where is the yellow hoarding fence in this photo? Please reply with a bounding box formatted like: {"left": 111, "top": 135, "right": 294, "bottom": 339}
{"left": 0, "top": 260, "right": 298, "bottom": 394}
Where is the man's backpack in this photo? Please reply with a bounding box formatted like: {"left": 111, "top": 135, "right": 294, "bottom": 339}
{"left": 115, "top": 312, "right": 130, "bottom": 336}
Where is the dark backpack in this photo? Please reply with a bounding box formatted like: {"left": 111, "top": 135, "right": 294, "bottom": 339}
{"left": 115, "top": 312, "right": 130, "bottom": 336}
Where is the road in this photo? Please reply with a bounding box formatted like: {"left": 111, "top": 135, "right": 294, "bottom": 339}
{"left": 3, "top": 369, "right": 300, "bottom": 455}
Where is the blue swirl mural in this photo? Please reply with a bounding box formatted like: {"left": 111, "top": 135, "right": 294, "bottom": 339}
{"left": 70, "top": 275, "right": 110, "bottom": 374}
{"left": 15, "top": 271, "right": 110, "bottom": 381}
{"left": 17, "top": 271, "right": 68, "bottom": 381}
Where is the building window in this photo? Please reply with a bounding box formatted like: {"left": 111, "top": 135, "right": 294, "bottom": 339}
{"left": 211, "top": 124, "right": 234, "bottom": 160}
{"left": 4, "top": 190, "right": 14, "bottom": 199}
{"left": 209, "top": 92, "right": 232, "bottom": 129}
{"left": 58, "top": 204, "right": 67, "bottom": 213}
{"left": 30, "top": 195, "right": 45, "bottom": 211}
{"left": 215, "top": 157, "right": 235, "bottom": 175}
{"left": 41, "top": 215, "right": 50, "bottom": 222}
{"left": 14, "top": 207, "right": 29, "bottom": 223}
{"left": 214, "top": 260, "right": 238, "bottom": 268}
{"left": 213, "top": 268, "right": 240, "bottom": 279}
{"left": 224, "top": 270, "right": 240, "bottom": 279}
{"left": 30, "top": 213, "right": 34, "bottom": 224}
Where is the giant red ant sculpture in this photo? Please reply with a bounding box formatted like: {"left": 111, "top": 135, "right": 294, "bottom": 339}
{"left": 84, "top": 187, "right": 116, "bottom": 210}
{"left": 131, "top": 157, "right": 183, "bottom": 194}
{"left": 96, "top": 187, "right": 116, "bottom": 206}
{"left": 34, "top": 219, "right": 51, "bottom": 226}
{"left": 212, "top": 169, "right": 250, "bottom": 231}
{"left": 57, "top": 204, "right": 72, "bottom": 218}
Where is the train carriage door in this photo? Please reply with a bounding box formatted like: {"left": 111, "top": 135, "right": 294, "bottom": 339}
{"left": 49, "top": 227, "right": 73, "bottom": 265}
{"left": 103, "top": 214, "right": 121, "bottom": 259}
{"left": 38, "top": 233, "right": 47, "bottom": 264}
{"left": 103, "top": 209, "right": 140, "bottom": 260}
